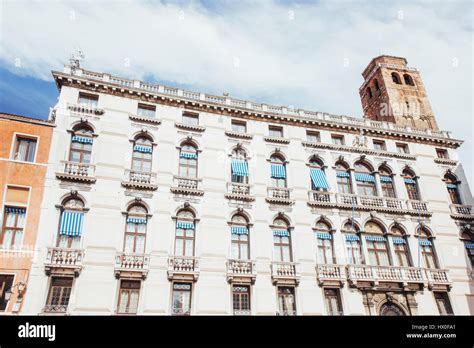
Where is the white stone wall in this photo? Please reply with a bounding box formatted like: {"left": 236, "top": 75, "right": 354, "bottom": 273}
{"left": 22, "top": 83, "right": 474, "bottom": 315}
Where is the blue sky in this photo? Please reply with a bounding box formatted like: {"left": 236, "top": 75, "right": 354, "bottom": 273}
{"left": 0, "top": 0, "right": 472, "bottom": 185}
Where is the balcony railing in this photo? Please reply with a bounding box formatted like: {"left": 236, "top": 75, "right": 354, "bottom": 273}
{"left": 316, "top": 264, "right": 346, "bottom": 285}
{"left": 44, "top": 247, "right": 84, "bottom": 276}
{"left": 271, "top": 261, "right": 300, "bottom": 285}
{"left": 67, "top": 103, "right": 104, "bottom": 116}
{"left": 121, "top": 170, "right": 158, "bottom": 190}
{"left": 171, "top": 308, "right": 191, "bottom": 316}
{"left": 170, "top": 176, "right": 204, "bottom": 196}
{"left": 225, "top": 183, "right": 254, "bottom": 201}
{"left": 56, "top": 161, "right": 96, "bottom": 183}
{"left": 234, "top": 309, "right": 251, "bottom": 315}
{"left": 226, "top": 259, "right": 256, "bottom": 283}
{"left": 167, "top": 255, "right": 200, "bottom": 281}
{"left": 425, "top": 269, "right": 451, "bottom": 287}
{"left": 114, "top": 252, "right": 150, "bottom": 279}
{"left": 266, "top": 187, "right": 294, "bottom": 205}
{"left": 43, "top": 305, "right": 68, "bottom": 314}
{"left": 276, "top": 310, "right": 297, "bottom": 316}
{"left": 308, "top": 191, "right": 334, "bottom": 206}
{"left": 450, "top": 204, "right": 473, "bottom": 217}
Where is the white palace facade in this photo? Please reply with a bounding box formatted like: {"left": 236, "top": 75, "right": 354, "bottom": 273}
{"left": 21, "top": 55, "right": 474, "bottom": 316}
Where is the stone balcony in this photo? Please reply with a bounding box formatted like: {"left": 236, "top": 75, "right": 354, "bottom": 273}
{"left": 121, "top": 170, "right": 158, "bottom": 191}
{"left": 450, "top": 204, "right": 473, "bottom": 220}
{"left": 170, "top": 176, "right": 204, "bottom": 196}
{"left": 43, "top": 304, "right": 69, "bottom": 314}
{"left": 114, "top": 252, "right": 150, "bottom": 279}
{"left": 308, "top": 191, "right": 431, "bottom": 216}
{"left": 44, "top": 247, "right": 84, "bottom": 277}
{"left": 347, "top": 264, "right": 451, "bottom": 290}
{"left": 266, "top": 187, "right": 294, "bottom": 205}
{"left": 316, "top": 264, "right": 346, "bottom": 286}
{"left": 226, "top": 259, "right": 256, "bottom": 284}
{"left": 67, "top": 103, "right": 104, "bottom": 116}
{"left": 55, "top": 161, "right": 96, "bottom": 184}
{"left": 225, "top": 183, "right": 255, "bottom": 201}
{"left": 167, "top": 255, "right": 200, "bottom": 281}
{"left": 271, "top": 261, "right": 300, "bottom": 285}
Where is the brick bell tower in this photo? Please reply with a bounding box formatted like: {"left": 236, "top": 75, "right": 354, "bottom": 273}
{"left": 359, "top": 55, "right": 438, "bottom": 130}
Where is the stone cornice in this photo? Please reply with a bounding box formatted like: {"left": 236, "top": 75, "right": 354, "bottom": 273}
{"left": 52, "top": 69, "right": 463, "bottom": 148}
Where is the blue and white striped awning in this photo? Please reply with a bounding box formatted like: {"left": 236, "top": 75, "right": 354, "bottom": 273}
{"left": 316, "top": 232, "right": 332, "bottom": 240}
{"left": 72, "top": 135, "right": 93, "bottom": 144}
{"left": 273, "top": 229, "right": 290, "bottom": 237}
{"left": 380, "top": 176, "right": 393, "bottom": 183}
{"left": 231, "top": 160, "right": 249, "bottom": 177}
{"left": 271, "top": 164, "right": 286, "bottom": 179}
{"left": 446, "top": 183, "right": 457, "bottom": 189}
{"left": 176, "top": 221, "right": 194, "bottom": 229}
{"left": 231, "top": 226, "right": 249, "bottom": 235}
{"left": 345, "top": 234, "right": 360, "bottom": 241}
{"left": 180, "top": 152, "right": 197, "bottom": 159}
{"left": 464, "top": 242, "right": 474, "bottom": 249}
{"left": 127, "top": 217, "right": 147, "bottom": 224}
{"left": 134, "top": 145, "right": 152, "bottom": 153}
{"left": 419, "top": 239, "right": 432, "bottom": 246}
{"left": 392, "top": 238, "right": 407, "bottom": 245}
{"left": 59, "top": 211, "right": 84, "bottom": 236}
{"left": 310, "top": 169, "right": 329, "bottom": 189}
{"left": 365, "top": 235, "right": 386, "bottom": 242}
{"left": 404, "top": 178, "right": 416, "bottom": 184}
{"left": 355, "top": 173, "right": 375, "bottom": 182}
{"left": 336, "top": 171, "right": 350, "bottom": 178}
{"left": 5, "top": 207, "right": 26, "bottom": 214}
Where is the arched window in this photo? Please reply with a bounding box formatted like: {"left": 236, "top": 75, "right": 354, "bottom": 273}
{"left": 270, "top": 154, "right": 287, "bottom": 188}
{"left": 174, "top": 209, "right": 195, "bottom": 256}
{"left": 403, "top": 74, "right": 415, "bottom": 86}
{"left": 444, "top": 174, "right": 462, "bottom": 204}
{"left": 69, "top": 124, "right": 94, "bottom": 164}
{"left": 391, "top": 225, "right": 411, "bottom": 267}
{"left": 231, "top": 148, "right": 249, "bottom": 184}
{"left": 57, "top": 197, "right": 85, "bottom": 249}
{"left": 315, "top": 220, "right": 334, "bottom": 264}
{"left": 342, "top": 221, "right": 363, "bottom": 264}
{"left": 461, "top": 231, "right": 474, "bottom": 267}
{"left": 354, "top": 161, "right": 377, "bottom": 196}
{"left": 379, "top": 166, "right": 396, "bottom": 198}
{"left": 335, "top": 161, "right": 352, "bottom": 194}
{"left": 364, "top": 221, "right": 390, "bottom": 266}
{"left": 367, "top": 87, "right": 373, "bottom": 99}
{"left": 380, "top": 302, "right": 405, "bottom": 316}
{"left": 417, "top": 227, "right": 437, "bottom": 268}
{"left": 403, "top": 169, "right": 420, "bottom": 200}
{"left": 179, "top": 143, "right": 198, "bottom": 178}
{"left": 391, "top": 72, "right": 402, "bottom": 84}
{"left": 131, "top": 135, "right": 153, "bottom": 173}
{"left": 230, "top": 214, "right": 250, "bottom": 260}
{"left": 309, "top": 157, "right": 329, "bottom": 192}
{"left": 272, "top": 217, "right": 292, "bottom": 262}
{"left": 124, "top": 204, "right": 148, "bottom": 254}
{"left": 374, "top": 79, "right": 380, "bottom": 92}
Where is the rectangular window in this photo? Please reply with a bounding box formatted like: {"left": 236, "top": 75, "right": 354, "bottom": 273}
{"left": 396, "top": 143, "right": 409, "bottom": 154}
{"left": 12, "top": 136, "right": 37, "bottom": 162}
{"left": 436, "top": 148, "right": 449, "bottom": 159}
{"left": 277, "top": 287, "right": 296, "bottom": 315}
{"left": 233, "top": 285, "right": 250, "bottom": 315}
{"left": 269, "top": 126, "right": 283, "bottom": 138}
{"left": 78, "top": 92, "right": 99, "bottom": 108}
{"left": 367, "top": 240, "right": 390, "bottom": 266}
{"left": 117, "top": 280, "right": 140, "bottom": 314}
{"left": 231, "top": 120, "right": 247, "bottom": 133}
{"left": 0, "top": 275, "right": 14, "bottom": 311}
{"left": 393, "top": 243, "right": 411, "bottom": 267}
{"left": 324, "top": 288, "right": 343, "bottom": 315}
{"left": 137, "top": 103, "right": 156, "bottom": 118}
{"left": 345, "top": 238, "right": 363, "bottom": 264}
{"left": 172, "top": 283, "right": 192, "bottom": 315}
{"left": 373, "top": 140, "right": 386, "bottom": 151}
{"left": 1, "top": 206, "right": 26, "bottom": 250}
{"left": 434, "top": 292, "right": 453, "bottom": 315}
{"left": 317, "top": 239, "right": 334, "bottom": 264}
{"left": 182, "top": 113, "right": 199, "bottom": 126}
{"left": 331, "top": 134, "right": 344, "bottom": 145}
{"left": 306, "top": 131, "right": 320, "bottom": 143}
{"left": 45, "top": 277, "right": 73, "bottom": 313}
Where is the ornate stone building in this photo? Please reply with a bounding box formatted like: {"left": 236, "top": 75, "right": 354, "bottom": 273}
{"left": 17, "top": 55, "right": 474, "bottom": 315}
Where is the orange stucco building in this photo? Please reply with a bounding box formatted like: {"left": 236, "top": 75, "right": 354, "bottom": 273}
{"left": 0, "top": 112, "right": 54, "bottom": 313}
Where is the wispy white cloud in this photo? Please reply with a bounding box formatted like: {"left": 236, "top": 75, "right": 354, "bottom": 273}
{"left": 0, "top": 0, "right": 472, "bottom": 184}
